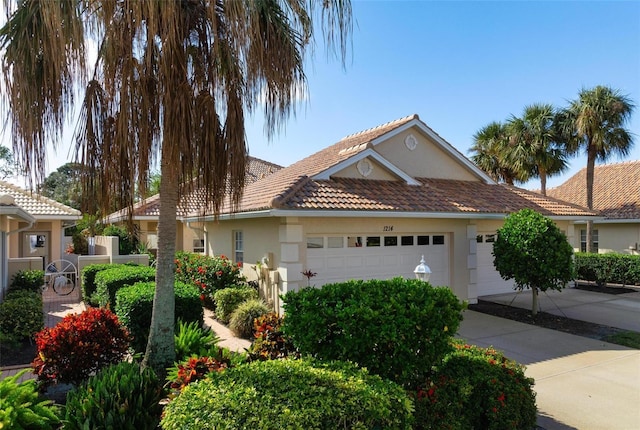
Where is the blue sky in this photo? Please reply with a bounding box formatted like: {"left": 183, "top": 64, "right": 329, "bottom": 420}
{"left": 6, "top": 0, "right": 640, "bottom": 190}
{"left": 243, "top": 0, "right": 640, "bottom": 190}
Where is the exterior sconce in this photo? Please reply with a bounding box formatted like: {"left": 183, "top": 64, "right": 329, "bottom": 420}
{"left": 414, "top": 255, "right": 431, "bottom": 282}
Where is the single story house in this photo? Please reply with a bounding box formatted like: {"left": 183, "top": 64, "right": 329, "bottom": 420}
{"left": 0, "top": 181, "right": 81, "bottom": 296}
{"left": 185, "top": 114, "right": 598, "bottom": 306}
{"left": 105, "top": 157, "right": 282, "bottom": 255}
{"left": 547, "top": 160, "right": 640, "bottom": 254}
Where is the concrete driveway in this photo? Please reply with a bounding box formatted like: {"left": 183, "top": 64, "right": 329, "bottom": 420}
{"left": 458, "top": 287, "right": 640, "bottom": 430}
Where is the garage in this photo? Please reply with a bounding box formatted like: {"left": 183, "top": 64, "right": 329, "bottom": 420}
{"left": 306, "top": 233, "right": 450, "bottom": 288}
{"left": 476, "top": 232, "right": 515, "bottom": 296}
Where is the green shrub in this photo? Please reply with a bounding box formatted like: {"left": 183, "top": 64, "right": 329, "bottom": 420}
{"left": 0, "top": 292, "right": 44, "bottom": 343}
{"left": 229, "top": 299, "right": 270, "bottom": 338}
{"left": 81, "top": 263, "right": 120, "bottom": 305}
{"left": 283, "top": 277, "right": 464, "bottom": 389}
{"left": 412, "top": 340, "right": 537, "bottom": 430}
{"left": 94, "top": 265, "right": 155, "bottom": 307}
{"left": 103, "top": 224, "right": 138, "bottom": 255}
{"left": 9, "top": 269, "right": 44, "bottom": 294}
{"left": 65, "top": 361, "right": 163, "bottom": 429}
{"left": 161, "top": 358, "right": 414, "bottom": 430}
{"left": 174, "top": 251, "right": 246, "bottom": 306}
{"left": 0, "top": 370, "right": 61, "bottom": 429}
{"left": 248, "top": 312, "right": 300, "bottom": 361}
{"left": 33, "top": 307, "right": 130, "bottom": 387}
{"left": 575, "top": 252, "right": 640, "bottom": 286}
{"left": 115, "top": 281, "right": 202, "bottom": 353}
{"left": 214, "top": 286, "right": 258, "bottom": 324}
{"left": 174, "top": 320, "right": 220, "bottom": 362}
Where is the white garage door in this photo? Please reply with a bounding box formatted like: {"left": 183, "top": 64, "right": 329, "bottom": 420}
{"left": 306, "top": 233, "right": 450, "bottom": 287}
{"left": 476, "top": 232, "right": 515, "bottom": 296}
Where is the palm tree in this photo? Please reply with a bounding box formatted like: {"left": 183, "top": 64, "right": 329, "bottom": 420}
{"left": 559, "top": 85, "right": 635, "bottom": 252}
{"left": 0, "top": 0, "right": 352, "bottom": 374}
{"left": 506, "top": 104, "right": 568, "bottom": 195}
{"left": 470, "top": 121, "right": 528, "bottom": 185}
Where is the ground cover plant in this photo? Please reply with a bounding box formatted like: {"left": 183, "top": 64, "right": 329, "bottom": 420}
{"left": 161, "top": 358, "right": 414, "bottom": 430}
{"left": 282, "top": 277, "right": 464, "bottom": 389}
{"left": 32, "top": 307, "right": 130, "bottom": 387}
{"left": 0, "top": 369, "right": 60, "bottom": 429}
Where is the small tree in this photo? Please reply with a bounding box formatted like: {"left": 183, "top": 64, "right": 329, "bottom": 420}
{"left": 493, "top": 209, "right": 574, "bottom": 315}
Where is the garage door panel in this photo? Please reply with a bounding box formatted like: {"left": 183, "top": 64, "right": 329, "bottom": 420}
{"left": 476, "top": 234, "right": 515, "bottom": 296}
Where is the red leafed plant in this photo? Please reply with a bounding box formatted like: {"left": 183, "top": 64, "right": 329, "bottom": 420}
{"left": 248, "top": 313, "right": 300, "bottom": 361}
{"left": 32, "top": 307, "right": 130, "bottom": 387}
{"left": 168, "top": 356, "right": 228, "bottom": 392}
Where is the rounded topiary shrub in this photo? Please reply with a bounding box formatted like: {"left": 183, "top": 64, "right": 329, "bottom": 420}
{"left": 115, "top": 281, "right": 203, "bottom": 353}
{"left": 214, "top": 286, "right": 258, "bottom": 324}
{"left": 32, "top": 307, "right": 130, "bottom": 387}
{"left": 412, "top": 340, "right": 537, "bottom": 430}
{"left": 9, "top": 269, "right": 44, "bottom": 294}
{"left": 0, "top": 291, "right": 44, "bottom": 344}
{"left": 65, "top": 361, "right": 163, "bottom": 429}
{"left": 282, "top": 277, "right": 465, "bottom": 389}
{"left": 161, "top": 358, "right": 414, "bottom": 429}
{"left": 228, "top": 299, "right": 270, "bottom": 338}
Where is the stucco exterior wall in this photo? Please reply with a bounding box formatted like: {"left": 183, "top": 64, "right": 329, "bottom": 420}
{"left": 332, "top": 158, "right": 399, "bottom": 180}
{"left": 571, "top": 222, "right": 640, "bottom": 254}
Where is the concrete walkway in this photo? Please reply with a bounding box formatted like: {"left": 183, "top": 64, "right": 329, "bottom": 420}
{"left": 464, "top": 287, "right": 640, "bottom": 429}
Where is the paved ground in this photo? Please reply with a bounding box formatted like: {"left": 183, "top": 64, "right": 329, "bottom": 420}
{"left": 468, "top": 287, "right": 640, "bottom": 430}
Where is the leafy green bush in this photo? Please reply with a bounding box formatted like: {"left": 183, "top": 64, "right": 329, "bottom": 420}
{"left": 174, "top": 320, "right": 220, "bottom": 362}
{"left": 214, "top": 286, "right": 258, "bottom": 324}
{"left": 283, "top": 277, "right": 464, "bottom": 389}
{"left": 103, "top": 224, "right": 139, "bottom": 255}
{"left": 229, "top": 299, "right": 270, "bottom": 338}
{"left": 0, "top": 291, "right": 44, "bottom": 344}
{"left": 94, "top": 265, "right": 155, "bottom": 307}
{"left": 412, "top": 340, "right": 537, "bottom": 430}
{"left": 81, "top": 263, "right": 120, "bottom": 305}
{"left": 174, "top": 251, "right": 246, "bottom": 306}
{"left": 9, "top": 269, "right": 44, "bottom": 294}
{"left": 115, "top": 281, "right": 203, "bottom": 353}
{"left": 64, "top": 361, "right": 163, "bottom": 429}
{"left": 161, "top": 358, "right": 414, "bottom": 430}
{"left": 0, "top": 370, "right": 61, "bottom": 429}
{"left": 575, "top": 252, "right": 640, "bottom": 286}
{"left": 248, "top": 312, "right": 300, "bottom": 361}
{"left": 33, "top": 307, "right": 130, "bottom": 387}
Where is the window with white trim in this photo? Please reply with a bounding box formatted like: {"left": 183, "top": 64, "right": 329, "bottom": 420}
{"left": 234, "top": 230, "right": 244, "bottom": 264}
{"left": 580, "top": 229, "right": 599, "bottom": 253}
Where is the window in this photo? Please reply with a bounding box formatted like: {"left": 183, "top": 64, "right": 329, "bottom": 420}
{"left": 476, "top": 235, "right": 483, "bottom": 243}
{"left": 484, "top": 234, "right": 496, "bottom": 243}
{"left": 234, "top": 231, "right": 244, "bottom": 264}
{"left": 384, "top": 236, "right": 398, "bottom": 246}
{"left": 366, "top": 236, "right": 380, "bottom": 247}
{"left": 193, "top": 239, "right": 205, "bottom": 253}
{"left": 433, "top": 235, "right": 445, "bottom": 245}
{"left": 401, "top": 236, "right": 414, "bottom": 246}
{"left": 328, "top": 237, "right": 344, "bottom": 248}
{"left": 417, "top": 235, "right": 429, "bottom": 245}
{"left": 580, "top": 229, "right": 599, "bottom": 253}
{"left": 348, "top": 236, "right": 363, "bottom": 247}
{"left": 306, "top": 237, "right": 324, "bottom": 248}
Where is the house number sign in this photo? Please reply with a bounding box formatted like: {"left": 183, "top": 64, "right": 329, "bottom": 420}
{"left": 383, "top": 226, "right": 394, "bottom": 231}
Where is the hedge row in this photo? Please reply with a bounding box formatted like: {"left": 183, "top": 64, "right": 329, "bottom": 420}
{"left": 575, "top": 252, "right": 640, "bottom": 286}
{"left": 94, "top": 265, "right": 156, "bottom": 307}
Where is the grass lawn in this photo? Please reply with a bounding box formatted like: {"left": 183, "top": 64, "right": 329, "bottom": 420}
{"left": 604, "top": 331, "right": 640, "bottom": 349}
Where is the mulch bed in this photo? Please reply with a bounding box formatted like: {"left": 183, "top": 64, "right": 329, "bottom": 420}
{"left": 573, "top": 282, "right": 638, "bottom": 295}
{"left": 468, "top": 300, "right": 626, "bottom": 341}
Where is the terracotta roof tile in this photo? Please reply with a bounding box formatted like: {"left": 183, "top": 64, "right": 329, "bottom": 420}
{"left": 272, "top": 178, "right": 596, "bottom": 217}
{"left": 547, "top": 160, "right": 640, "bottom": 219}
{"left": 0, "top": 181, "right": 80, "bottom": 218}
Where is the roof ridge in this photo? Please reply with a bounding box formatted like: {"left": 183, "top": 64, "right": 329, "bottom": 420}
{"left": 339, "top": 114, "right": 419, "bottom": 141}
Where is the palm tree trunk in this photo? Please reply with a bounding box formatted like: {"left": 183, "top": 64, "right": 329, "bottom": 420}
{"left": 585, "top": 146, "right": 596, "bottom": 253}
{"left": 531, "top": 287, "right": 539, "bottom": 316}
{"left": 142, "top": 150, "right": 178, "bottom": 377}
{"left": 539, "top": 166, "right": 547, "bottom": 196}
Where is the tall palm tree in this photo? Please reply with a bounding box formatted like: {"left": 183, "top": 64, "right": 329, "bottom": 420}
{"left": 470, "top": 121, "right": 528, "bottom": 185}
{"left": 559, "top": 85, "right": 635, "bottom": 252}
{"left": 506, "top": 104, "right": 568, "bottom": 195}
{"left": 0, "top": 0, "right": 352, "bottom": 374}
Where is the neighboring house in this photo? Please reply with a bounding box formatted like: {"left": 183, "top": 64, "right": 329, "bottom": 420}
{"left": 0, "top": 194, "right": 36, "bottom": 298}
{"left": 547, "top": 160, "right": 640, "bottom": 254}
{"left": 105, "top": 157, "right": 282, "bottom": 255}
{"left": 184, "top": 114, "right": 597, "bottom": 305}
{"left": 0, "top": 181, "right": 81, "bottom": 294}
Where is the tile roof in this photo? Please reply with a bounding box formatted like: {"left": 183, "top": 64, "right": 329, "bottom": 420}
{"left": 0, "top": 180, "right": 81, "bottom": 218}
{"left": 547, "top": 160, "right": 640, "bottom": 219}
{"left": 203, "top": 115, "right": 595, "bottom": 219}
{"left": 108, "top": 156, "right": 282, "bottom": 220}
